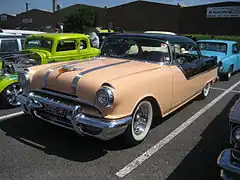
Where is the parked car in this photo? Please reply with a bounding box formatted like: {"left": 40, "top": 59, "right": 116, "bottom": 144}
{"left": 217, "top": 98, "right": 240, "bottom": 179}
{"left": 0, "top": 29, "right": 45, "bottom": 36}
{"left": 0, "top": 35, "right": 26, "bottom": 57}
{"left": 17, "top": 33, "right": 218, "bottom": 145}
{"left": 98, "top": 32, "right": 119, "bottom": 47}
{"left": 197, "top": 40, "right": 240, "bottom": 80}
{"left": 0, "top": 33, "right": 100, "bottom": 108}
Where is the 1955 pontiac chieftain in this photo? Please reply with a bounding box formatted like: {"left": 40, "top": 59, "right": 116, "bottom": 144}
{"left": 17, "top": 34, "right": 218, "bottom": 144}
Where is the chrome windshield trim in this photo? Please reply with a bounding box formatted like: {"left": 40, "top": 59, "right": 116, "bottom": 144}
{"left": 72, "top": 60, "right": 130, "bottom": 93}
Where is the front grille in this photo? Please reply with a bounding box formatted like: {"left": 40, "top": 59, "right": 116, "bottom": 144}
{"left": 32, "top": 89, "right": 102, "bottom": 117}
{"left": 36, "top": 110, "right": 73, "bottom": 129}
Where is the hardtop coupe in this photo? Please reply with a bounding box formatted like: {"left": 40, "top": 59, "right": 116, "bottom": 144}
{"left": 17, "top": 33, "right": 218, "bottom": 145}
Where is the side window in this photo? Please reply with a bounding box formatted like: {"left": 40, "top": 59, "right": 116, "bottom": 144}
{"left": 80, "top": 40, "right": 87, "bottom": 50}
{"left": 56, "top": 40, "right": 76, "bottom": 52}
{"left": 174, "top": 44, "right": 200, "bottom": 64}
{"left": 0, "top": 39, "right": 19, "bottom": 52}
{"left": 232, "top": 44, "right": 239, "bottom": 54}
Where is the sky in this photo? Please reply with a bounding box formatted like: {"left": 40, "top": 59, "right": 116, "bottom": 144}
{"left": 0, "top": 0, "right": 239, "bottom": 14}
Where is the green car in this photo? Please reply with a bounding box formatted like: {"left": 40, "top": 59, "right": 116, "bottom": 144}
{"left": 0, "top": 33, "right": 100, "bottom": 108}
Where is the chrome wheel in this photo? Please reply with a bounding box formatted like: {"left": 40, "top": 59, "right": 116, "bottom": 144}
{"left": 4, "top": 83, "right": 23, "bottom": 107}
{"left": 131, "top": 101, "right": 153, "bottom": 141}
{"left": 203, "top": 83, "right": 210, "bottom": 97}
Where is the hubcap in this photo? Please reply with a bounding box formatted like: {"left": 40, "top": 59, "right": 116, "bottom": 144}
{"left": 203, "top": 83, "right": 210, "bottom": 97}
{"left": 132, "top": 101, "right": 153, "bottom": 141}
{"left": 5, "top": 84, "right": 23, "bottom": 106}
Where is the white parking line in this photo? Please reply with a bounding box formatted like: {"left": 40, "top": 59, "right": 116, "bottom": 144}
{"left": 115, "top": 81, "right": 240, "bottom": 178}
{"left": 210, "top": 87, "right": 240, "bottom": 93}
{"left": 0, "top": 111, "right": 24, "bottom": 122}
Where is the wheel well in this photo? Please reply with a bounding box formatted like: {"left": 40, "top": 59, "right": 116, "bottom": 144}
{"left": 143, "top": 96, "right": 162, "bottom": 118}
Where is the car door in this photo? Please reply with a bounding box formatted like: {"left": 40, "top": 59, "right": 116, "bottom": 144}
{"left": 170, "top": 43, "right": 202, "bottom": 109}
{"left": 232, "top": 43, "right": 240, "bottom": 71}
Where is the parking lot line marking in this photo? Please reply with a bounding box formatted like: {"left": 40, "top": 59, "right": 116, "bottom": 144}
{"left": 210, "top": 87, "right": 240, "bottom": 93}
{"left": 115, "top": 80, "right": 240, "bottom": 178}
{"left": 0, "top": 111, "right": 24, "bottom": 122}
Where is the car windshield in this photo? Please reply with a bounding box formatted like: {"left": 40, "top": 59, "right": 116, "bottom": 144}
{"left": 25, "top": 38, "right": 52, "bottom": 50}
{"left": 197, "top": 42, "right": 227, "bottom": 53}
{"left": 100, "top": 37, "right": 170, "bottom": 63}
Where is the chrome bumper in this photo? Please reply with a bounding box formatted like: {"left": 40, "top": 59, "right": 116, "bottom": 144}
{"left": 17, "top": 94, "right": 132, "bottom": 140}
{"left": 217, "top": 149, "right": 240, "bottom": 179}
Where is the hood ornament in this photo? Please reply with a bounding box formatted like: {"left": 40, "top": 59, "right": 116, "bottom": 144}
{"left": 58, "top": 65, "right": 83, "bottom": 74}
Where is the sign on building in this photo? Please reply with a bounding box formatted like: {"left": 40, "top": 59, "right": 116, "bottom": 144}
{"left": 22, "top": 18, "right": 32, "bottom": 23}
{"left": 206, "top": 6, "right": 240, "bottom": 18}
{"left": 0, "top": 15, "right": 7, "bottom": 21}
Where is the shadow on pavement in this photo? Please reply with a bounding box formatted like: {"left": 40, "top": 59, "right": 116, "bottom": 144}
{"left": 166, "top": 94, "right": 240, "bottom": 180}
{"left": 0, "top": 115, "right": 134, "bottom": 162}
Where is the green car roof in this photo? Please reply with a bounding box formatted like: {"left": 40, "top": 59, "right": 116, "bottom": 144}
{"left": 26, "top": 33, "right": 88, "bottom": 40}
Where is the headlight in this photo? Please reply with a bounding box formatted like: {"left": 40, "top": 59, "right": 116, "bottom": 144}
{"left": 18, "top": 72, "right": 29, "bottom": 87}
{"left": 232, "top": 126, "right": 240, "bottom": 144}
{"left": 96, "top": 86, "right": 114, "bottom": 107}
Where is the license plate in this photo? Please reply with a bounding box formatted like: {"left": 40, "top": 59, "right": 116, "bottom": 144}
{"left": 44, "top": 103, "right": 69, "bottom": 117}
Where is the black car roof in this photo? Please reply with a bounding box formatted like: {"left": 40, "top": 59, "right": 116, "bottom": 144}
{"left": 107, "top": 33, "right": 196, "bottom": 45}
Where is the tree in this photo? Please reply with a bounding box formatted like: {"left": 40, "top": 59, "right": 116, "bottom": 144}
{"left": 63, "top": 6, "right": 97, "bottom": 33}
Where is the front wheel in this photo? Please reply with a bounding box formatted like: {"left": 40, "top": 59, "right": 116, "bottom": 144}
{"left": 220, "top": 65, "right": 233, "bottom": 81}
{"left": 1, "top": 83, "right": 23, "bottom": 108}
{"left": 123, "top": 100, "right": 153, "bottom": 145}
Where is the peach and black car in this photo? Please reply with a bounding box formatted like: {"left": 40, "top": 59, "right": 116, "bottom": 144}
{"left": 17, "top": 33, "right": 218, "bottom": 145}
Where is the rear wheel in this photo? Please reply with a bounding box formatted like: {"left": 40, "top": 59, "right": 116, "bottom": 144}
{"left": 123, "top": 100, "right": 153, "bottom": 145}
{"left": 199, "top": 82, "right": 211, "bottom": 100}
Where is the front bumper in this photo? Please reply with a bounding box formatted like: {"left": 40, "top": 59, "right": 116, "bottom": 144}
{"left": 217, "top": 149, "right": 240, "bottom": 179}
{"left": 17, "top": 94, "right": 132, "bottom": 140}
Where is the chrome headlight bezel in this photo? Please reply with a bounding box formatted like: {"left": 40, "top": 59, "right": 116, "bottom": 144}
{"left": 232, "top": 126, "right": 240, "bottom": 145}
{"left": 18, "top": 72, "right": 30, "bottom": 87}
{"left": 96, "top": 86, "right": 114, "bottom": 108}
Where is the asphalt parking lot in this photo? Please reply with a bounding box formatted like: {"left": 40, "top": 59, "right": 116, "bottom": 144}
{"left": 1, "top": 74, "right": 240, "bottom": 180}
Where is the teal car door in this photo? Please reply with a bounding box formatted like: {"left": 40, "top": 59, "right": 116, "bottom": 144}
{"left": 232, "top": 43, "right": 240, "bottom": 71}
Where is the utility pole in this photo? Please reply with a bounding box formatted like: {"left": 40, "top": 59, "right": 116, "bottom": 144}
{"left": 53, "top": 0, "right": 56, "bottom": 12}
{"left": 26, "top": 2, "right": 29, "bottom": 12}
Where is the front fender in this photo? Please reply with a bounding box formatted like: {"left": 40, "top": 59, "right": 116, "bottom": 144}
{"left": 0, "top": 74, "right": 18, "bottom": 93}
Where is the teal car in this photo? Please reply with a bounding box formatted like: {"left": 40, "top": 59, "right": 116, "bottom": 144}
{"left": 197, "top": 40, "right": 240, "bottom": 80}
{"left": 0, "top": 33, "right": 100, "bottom": 108}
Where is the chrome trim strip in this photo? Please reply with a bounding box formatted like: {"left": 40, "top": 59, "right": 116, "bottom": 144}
{"left": 72, "top": 60, "right": 130, "bottom": 93}
{"left": 41, "top": 58, "right": 100, "bottom": 88}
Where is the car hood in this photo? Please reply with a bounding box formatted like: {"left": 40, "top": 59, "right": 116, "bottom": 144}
{"left": 30, "top": 57, "right": 160, "bottom": 102}
{"left": 200, "top": 50, "right": 226, "bottom": 62}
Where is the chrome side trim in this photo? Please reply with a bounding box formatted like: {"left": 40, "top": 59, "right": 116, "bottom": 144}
{"left": 72, "top": 60, "right": 130, "bottom": 93}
